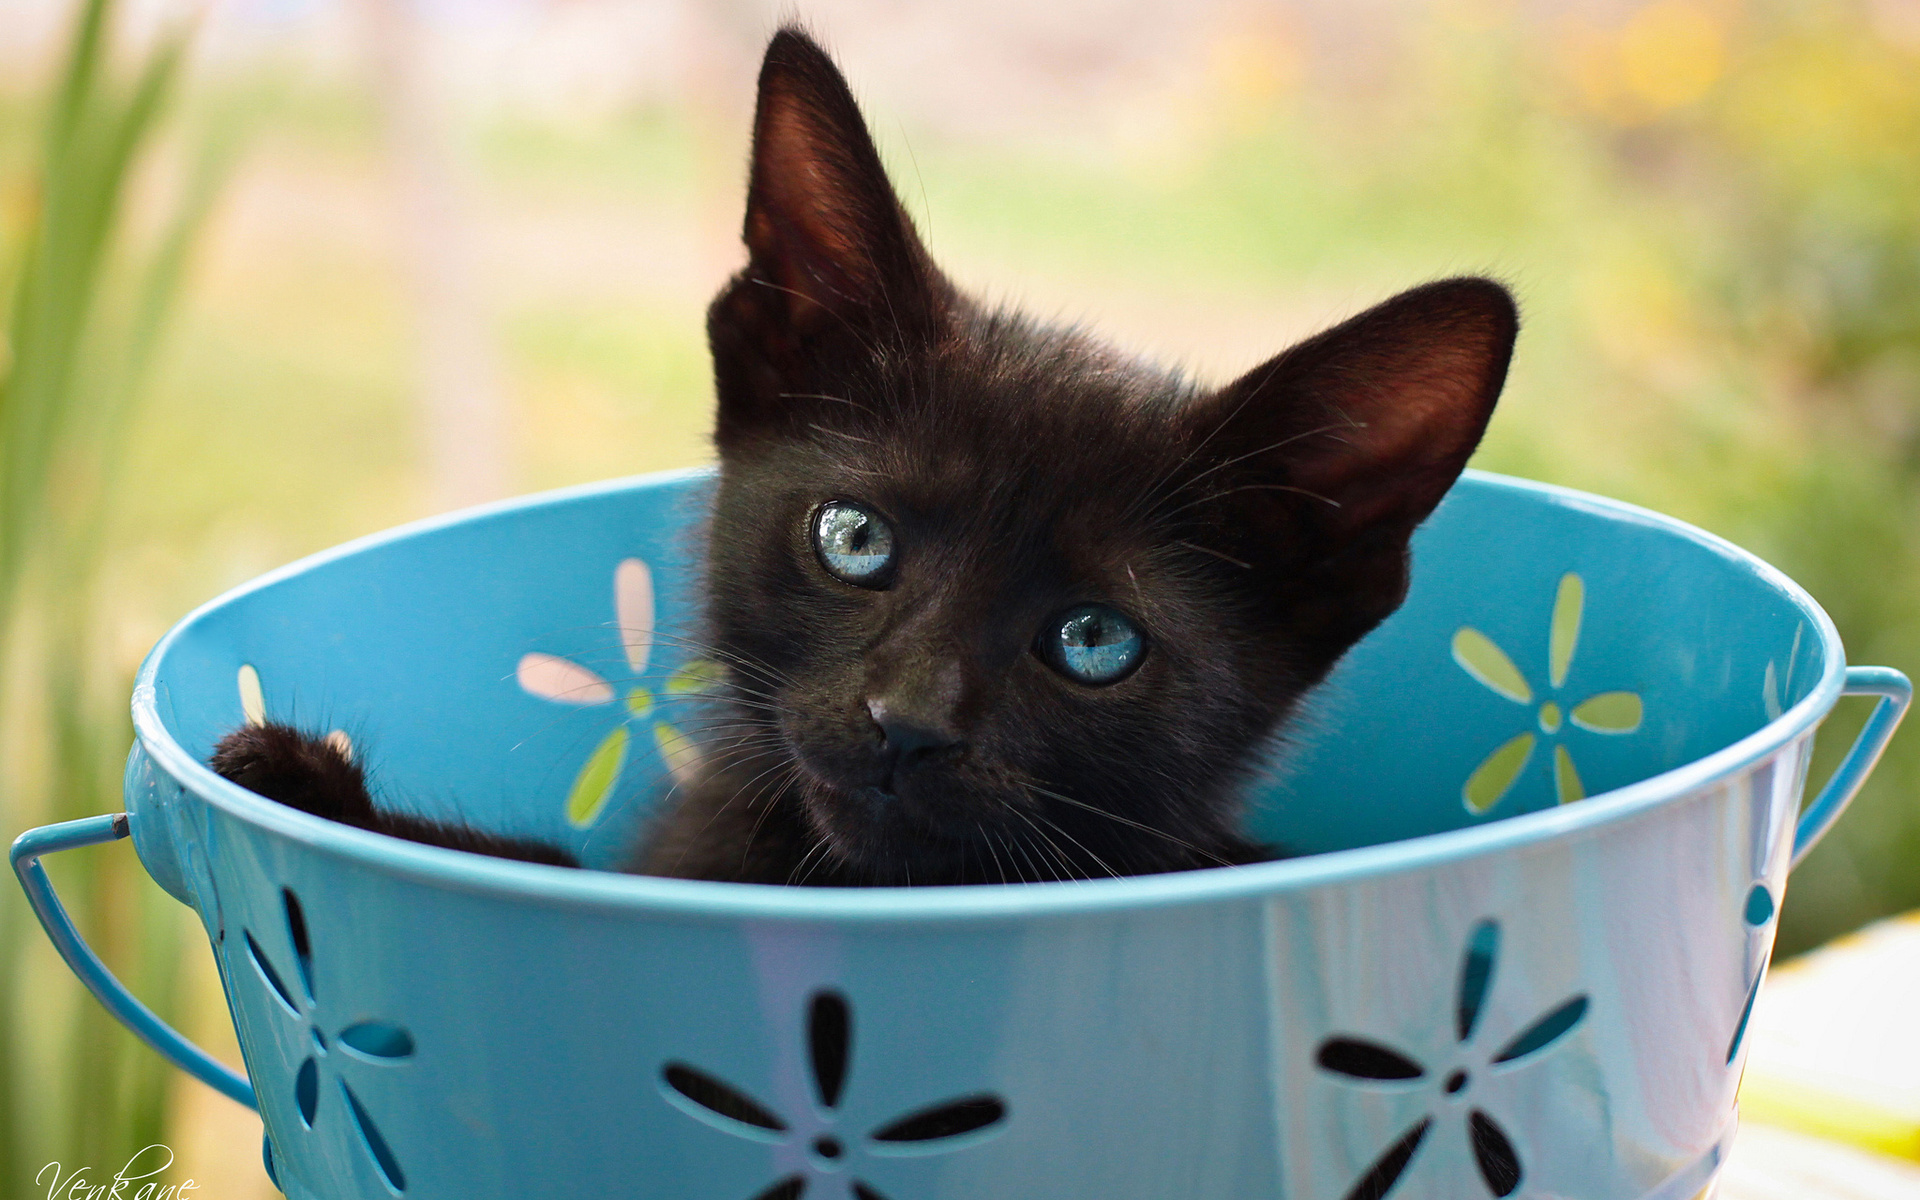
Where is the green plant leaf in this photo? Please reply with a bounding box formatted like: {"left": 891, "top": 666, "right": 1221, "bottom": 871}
{"left": 0, "top": 1, "right": 211, "bottom": 1179}
{"left": 0, "top": 0, "right": 194, "bottom": 613}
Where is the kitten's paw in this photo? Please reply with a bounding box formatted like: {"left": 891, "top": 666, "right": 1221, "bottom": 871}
{"left": 210, "top": 722, "right": 375, "bottom": 824}
{"left": 210, "top": 721, "right": 580, "bottom": 868}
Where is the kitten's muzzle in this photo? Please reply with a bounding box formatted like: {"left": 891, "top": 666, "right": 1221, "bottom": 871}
{"left": 867, "top": 696, "right": 963, "bottom": 790}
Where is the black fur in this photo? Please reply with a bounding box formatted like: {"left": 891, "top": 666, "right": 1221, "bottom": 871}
{"left": 210, "top": 26, "right": 1517, "bottom": 886}
{"left": 210, "top": 724, "right": 578, "bottom": 867}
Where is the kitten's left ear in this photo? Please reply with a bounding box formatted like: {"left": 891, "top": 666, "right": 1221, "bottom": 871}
{"left": 1184, "top": 277, "right": 1518, "bottom": 544}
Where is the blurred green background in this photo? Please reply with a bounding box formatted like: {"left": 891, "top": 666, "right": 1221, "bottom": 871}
{"left": 3, "top": 0, "right": 1918, "bottom": 1192}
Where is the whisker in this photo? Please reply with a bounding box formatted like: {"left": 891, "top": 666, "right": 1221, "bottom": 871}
{"left": 1004, "top": 829, "right": 1048, "bottom": 884}
{"left": 1005, "top": 806, "right": 1073, "bottom": 882}
{"left": 668, "top": 754, "right": 796, "bottom": 870}
{"left": 739, "top": 765, "right": 802, "bottom": 872}
{"left": 1161, "top": 481, "right": 1340, "bottom": 523}
{"left": 809, "top": 422, "right": 877, "bottom": 445}
{"left": 1025, "top": 783, "right": 1237, "bottom": 869}
{"left": 1021, "top": 804, "right": 1122, "bottom": 880}
{"left": 752, "top": 272, "right": 887, "bottom": 360}
{"left": 783, "top": 838, "right": 825, "bottom": 886}
{"left": 1175, "top": 422, "right": 1361, "bottom": 496}
{"left": 977, "top": 824, "right": 1009, "bottom": 886}
{"left": 790, "top": 837, "right": 838, "bottom": 887}
{"left": 1173, "top": 540, "right": 1252, "bottom": 570}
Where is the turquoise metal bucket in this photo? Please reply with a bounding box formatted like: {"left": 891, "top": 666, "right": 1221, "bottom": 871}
{"left": 13, "top": 468, "right": 1910, "bottom": 1200}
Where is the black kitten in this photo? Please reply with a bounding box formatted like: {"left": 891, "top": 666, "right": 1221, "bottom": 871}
{"left": 213, "top": 27, "right": 1517, "bottom": 886}
{"left": 210, "top": 723, "right": 577, "bottom": 867}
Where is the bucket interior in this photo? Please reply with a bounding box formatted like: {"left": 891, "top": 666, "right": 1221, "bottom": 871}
{"left": 144, "top": 471, "right": 1829, "bottom": 869}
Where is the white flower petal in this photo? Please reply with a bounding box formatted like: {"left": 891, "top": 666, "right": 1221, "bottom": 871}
{"left": 238, "top": 664, "right": 266, "bottom": 727}
{"left": 616, "top": 558, "right": 654, "bottom": 676}
{"left": 517, "top": 653, "right": 614, "bottom": 704}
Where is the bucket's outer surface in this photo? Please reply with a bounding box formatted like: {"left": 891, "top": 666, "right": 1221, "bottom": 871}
{"left": 117, "top": 470, "right": 1861, "bottom": 1200}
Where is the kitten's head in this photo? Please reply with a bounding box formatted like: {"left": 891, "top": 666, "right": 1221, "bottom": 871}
{"left": 699, "top": 28, "right": 1517, "bottom": 884}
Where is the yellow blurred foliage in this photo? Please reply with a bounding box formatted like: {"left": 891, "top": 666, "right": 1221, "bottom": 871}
{"left": 1621, "top": 1, "right": 1726, "bottom": 110}
{"left": 1560, "top": 0, "right": 1729, "bottom": 124}
{"left": 1207, "top": 27, "right": 1300, "bottom": 107}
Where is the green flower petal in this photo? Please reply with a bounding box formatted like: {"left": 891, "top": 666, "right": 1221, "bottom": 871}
{"left": 1553, "top": 745, "right": 1585, "bottom": 804}
{"left": 626, "top": 686, "right": 653, "bottom": 717}
{"left": 1571, "top": 691, "right": 1642, "bottom": 733}
{"left": 1453, "top": 628, "right": 1532, "bottom": 704}
{"left": 666, "top": 658, "right": 725, "bottom": 696}
{"left": 654, "top": 720, "right": 702, "bottom": 785}
{"left": 566, "top": 725, "right": 628, "bottom": 826}
{"left": 1464, "top": 732, "right": 1535, "bottom": 814}
{"left": 1550, "top": 573, "right": 1583, "bottom": 689}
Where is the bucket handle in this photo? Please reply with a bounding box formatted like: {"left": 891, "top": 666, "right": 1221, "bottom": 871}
{"left": 10, "top": 813, "right": 256, "bottom": 1109}
{"left": 1792, "top": 665, "right": 1912, "bottom": 866}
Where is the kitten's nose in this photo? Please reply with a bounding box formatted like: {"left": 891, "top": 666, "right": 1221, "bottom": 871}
{"left": 867, "top": 697, "right": 960, "bottom": 777}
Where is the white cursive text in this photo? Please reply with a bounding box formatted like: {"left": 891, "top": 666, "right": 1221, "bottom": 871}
{"left": 36, "top": 1144, "right": 200, "bottom": 1200}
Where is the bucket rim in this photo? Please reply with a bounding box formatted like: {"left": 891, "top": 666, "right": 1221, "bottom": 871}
{"left": 132, "top": 467, "right": 1846, "bottom": 923}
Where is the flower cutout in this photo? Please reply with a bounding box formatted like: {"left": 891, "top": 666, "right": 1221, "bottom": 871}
{"left": 1726, "top": 881, "right": 1776, "bottom": 1065}
{"left": 1452, "top": 573, "right": 1644, "bottom": 814}
{"left": 1317, "top": 919, "right": 1590, "bottom": 1200}
{"left": 1726, "top": 757, "right": 1789, "bottom": 1071}
{"left": 662, "top": 990, "right": 1007, "bottom": 1200}
{"left": 248, "top": 886, "right": 413, "bottom": 1194}
{"left": 516, "top": 558, "right": 720, "bottom": 826}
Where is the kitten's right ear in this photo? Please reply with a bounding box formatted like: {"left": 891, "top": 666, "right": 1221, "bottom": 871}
{"left": 709, "top": 27, "right": 946, "bottom": 445}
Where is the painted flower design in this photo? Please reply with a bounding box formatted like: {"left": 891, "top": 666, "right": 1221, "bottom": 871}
{"left": 249, "top": 886, "right": 413, "bottom": 1194}
{"left": 663, "top": 990, "right": 1007, "bottom": 1200}
{"left": 1452, "top": 572, "right": 1644, "bottom": 814}
{"left": 1317, "top": 919, "right": 1590, "bottom": 1200}
{"left": 516, "top": 558, "right": 719, "bottom": 826}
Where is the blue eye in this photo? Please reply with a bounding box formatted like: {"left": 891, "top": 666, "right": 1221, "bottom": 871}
{"left": 812, "top": 501, "right": 896, "bottom": 587}
{"left": 1041, "top": 604, "right": 1145, "bottom": 685}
